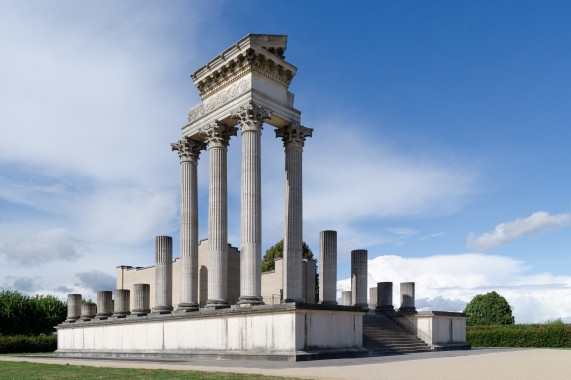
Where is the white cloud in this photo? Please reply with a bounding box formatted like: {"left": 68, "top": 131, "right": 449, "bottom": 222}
{"left": 337, "top": 253, "right": 571, "bottom": 323}
{"left": 386, "top": 228, "right": 419, "bottom": 236}
{"left": 467, "top": 211, "right": 571, "bottom": 251}
{"left": 0, "top": 228, "right": 89, "bottom": 266}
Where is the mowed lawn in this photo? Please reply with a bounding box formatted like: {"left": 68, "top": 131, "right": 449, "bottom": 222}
{"left": 0, "top": 361, "right": 298, "bottom": 380}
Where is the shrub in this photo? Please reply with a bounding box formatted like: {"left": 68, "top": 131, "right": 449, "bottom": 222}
{"left": 0, "top": 335, "right": 57, "bottom": 354}
{"left": 467, "top": 321, "right": 571, "bottom": 348}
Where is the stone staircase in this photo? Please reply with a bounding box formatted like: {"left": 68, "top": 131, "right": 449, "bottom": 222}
{"left": 363, "top": 313, "right": 432, "bottom": 356}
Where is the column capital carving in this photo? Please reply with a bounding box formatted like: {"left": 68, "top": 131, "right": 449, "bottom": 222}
{"left": 231, "top": 101, "right": 272, "bottom": 134}
{"left": 276, "top": 121, "right": 313, "bottom": 150}
{"left": 171, "top": 136, "right": 206, "bottom": 163}
{"left": 200, "top": 121, "right": 237, "bottom": 150}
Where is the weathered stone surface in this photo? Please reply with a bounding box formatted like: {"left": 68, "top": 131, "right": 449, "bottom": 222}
{"left": 80, "top": 303, "right": 96, "bottom": 321}
{"left": 400, "top": 282, "right": 416, "bottom": 313}
{"left": 369, "top": 287, "right": 377, "bottom": 310}
{"left": 341, "top": 291, "right": 352, "bottom": 306}
{"left": 153, "top": 236, "right": 173, "bottom": 314}
{"left": 376, "top": 281, "right": 394, "bottom": 313}
{"left": 319, "top": 230, "right": 338, "bottom": 305}
{"left": 66, "top": 294, "right": 82, "bottom": 322}
{"left": 113, "top": 289, "right": 131, "bottom": 317}
{"left": 132, "top": 283, "right": 151, "bottom": 316}
{"left": 95, "top": 291, "right": 113, "bottom": 318}
{"left": 351, "top": 250, "right": 368, "bottom": 308}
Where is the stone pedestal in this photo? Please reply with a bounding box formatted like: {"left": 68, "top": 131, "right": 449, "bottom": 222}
{"left": 202, "top": 122, "right": 236, "bottom": 309}
{"left": 319, "top": 230, "right": 338, "bottom": 305}
{"left": 369, "top": 287, "right": 377, "bottom": 310}
{"left": 132, "top": 283, "right": 151, "bottom": 316}
{"left": 113, "top": 289, "right": 131, "bottom": 318}
{"left": 80, "top": 303, "right": 96, "bottom": 321}
{"left": 341, "top": 291, "right": 352, "bottom": 306}
{"left": 95, "top": 291, "right": 113, "bottom": 319}
{"left": 172, "top": 137, "right": 205, "bottom": 312}
{"left": 153, "top": 236, "right": 173, "bottom": 314}
{"left": 351, "top": 249, "right": 368, "bottom": 308}
{"left": 400, "top": 282, "right": 416, "bottom": 313}
{"left": 233, "top": 102, "right": 270, "bottom": 306}
{"left": 277, "top": 122, "right": 312, "bottom": 302}
{"left": 66, "top": 294, "right": 82, "bottom": 322}
{"left": 376, "top": 282, "right": 395, "bottom": 313}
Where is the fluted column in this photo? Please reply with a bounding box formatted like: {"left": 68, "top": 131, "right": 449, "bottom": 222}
{"left": 66, "top": 294, "right": 81, "bottom": 322}
{"left": 95, "top": 291, "right": 113, "bottom": 319}
{"left": 201, "top": 121, "right": 237, "bottom": 308}
{"left": 400, "top": 282, "right": 416, "bottom": 313}
{"left": 276, "top": 122, "right": 313, "bottom": 302}
{"left": 341, "top": 291, "right": 352, "bottom": 306}
{"left": 232, "top": 102, "right": 271, "bottom": 306}
{"left": 319, "top": 230, "right": 338, "bottom": 305}
{"left": 113, "top": 289, "right": 130, "bottom": 317}
{"left": 351, "top": 249, "right": 368, "bottom": 308}
{"left": 132, "top": 283, "right": 151, "bottom": 316}
{"left": 172, "top": 137, "right": 205, "bottom": 312}
{"left": 377, "top": 281, "right": 395, "bottom": 313}
{"left": 153, "top": 236, "right": 173, "bottom": 314}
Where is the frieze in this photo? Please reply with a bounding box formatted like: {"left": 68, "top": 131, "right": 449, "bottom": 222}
{"left": 187, "top": 79, "right": 249, "bottom": 124}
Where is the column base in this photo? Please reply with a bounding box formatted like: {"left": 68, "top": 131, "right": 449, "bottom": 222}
{"left": 399, "top": 307, "right": 417, "bottom": 314}
{"left": 375, "top": 306, "right": 395, "bottom": 314}
{"left": 284, "top": 298, "right": 304, "bottom": 303}
{"left": 353, "top": 303, "right": 369, "bottom": 310}
{"left": 176, "top": 303, "right": 199, "bottom": 312}
{"left": 237, "top": 296, "right": 265, "bottom": 306}
{"left": 205, "top": 299, "right": 229, "bottom": 309}
{"left": 319, "top": 300, "right": 338, "bottom": 306}
{"left": 152, "top": 306, "right": 173, "bottom": 315}
{"left": 131, "top": 309, "right": 150, "bottom": 316}
{"left": 112, "top": 312, "right": 130, "bottom": 318}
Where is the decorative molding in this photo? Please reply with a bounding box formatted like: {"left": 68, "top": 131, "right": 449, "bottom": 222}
{"left": 187, "top": 79, "right": 249, "bottom": 124}
{"left": 195, "top": 48, "right": 294, "bottom": 99}
{"left": 171, "top": 137, "right": 206, "bottom": 163}
{"left": 199, "top": 121, "right": 237, "bottom": 150}
{"left": 276, "top": 121, "right": 313, "bottom": 150}
{"left": 231, "top": 100, "right": 272, "bottom": 134}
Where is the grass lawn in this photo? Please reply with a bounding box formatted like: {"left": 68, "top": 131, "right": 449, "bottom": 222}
{"left": 0, "top": 361, "right": 298, "bottom": 380}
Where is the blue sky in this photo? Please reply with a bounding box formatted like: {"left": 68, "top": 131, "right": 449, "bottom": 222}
{"left": 1, "top": 0, "right": 570, "bottom": 323}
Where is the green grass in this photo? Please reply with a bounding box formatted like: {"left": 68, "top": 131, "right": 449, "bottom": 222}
{"left": 0, "top": 361, "right": 298, "bottom": 380}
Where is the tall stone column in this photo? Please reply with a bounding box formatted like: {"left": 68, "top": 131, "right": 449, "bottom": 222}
{"left": 172, "top": 137, "right": 205, "bottom": 312}
{"left": 351, "top": 249, "right": 368, "bottom": 308}
{"left": 341, "top": 291, "right": 352, "bottom": 306}
{"left": 132, "top": 283, "right": 151, "bottom": 316}
{"left": 113, "top": 289, "right": 130, "bottom": 317}
{"left": 376, "top": 282, "right": 395, "bottom": 313}
{"left": 153, "top": 236, "right": 173, "bottom": 314}
{"left": 319, "top": 230, "right": 338, "bottom": 305}
{"left": 201, "top": 121, "right": 237, "bottom": 308}
{"left": 66, "top": 294, "right": 81, "bottom": 322}
{"left": 400, "top": 282, "right": 416, "bottom": 313}
{"left": 232, "top": 102, "right": 271, "bottom": 306}
{"left": 276, "top": 122, "right": 313, "bottom": 302}
{"left": 95, "top": 291, "right": 113, "bottom": 319}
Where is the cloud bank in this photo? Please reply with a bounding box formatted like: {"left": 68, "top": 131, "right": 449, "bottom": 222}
{"left": 467, "top": 211, "right": 571, "bottom": 251}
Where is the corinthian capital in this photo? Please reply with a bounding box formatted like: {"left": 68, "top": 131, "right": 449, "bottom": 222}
{"left": 171, "top": 136, "right": 206, "bottom": 163}
{"left": 199, "top": 121, "right": 237, "bottom": 149}
{"left": 276, "top": 121, "right": 313, "bottom": 150}
{"left": 231, "top": 101, "right": 272, "bottom": 134}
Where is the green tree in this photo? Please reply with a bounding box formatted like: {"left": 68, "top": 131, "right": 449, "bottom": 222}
{"left": 464, "top": 291, "right": 515, "bottom": 326}
{"left": 29, "top": 294, "right": 67, "bottom": 335}
{"left": 0, "top": 290, "right": 32, "bottom": 335}
{"left": 261, "top": 240, "right": 318, "bottom": 301}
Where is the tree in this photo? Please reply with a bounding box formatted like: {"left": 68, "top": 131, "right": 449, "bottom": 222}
{"left": 29, "top": 294, "right": 67, "bottom": 335}
{"left": 262, "top": 240, "right": 318, "bottom": 301}
{"left": 463, "top": 291, "right": 515, "bottom": 326}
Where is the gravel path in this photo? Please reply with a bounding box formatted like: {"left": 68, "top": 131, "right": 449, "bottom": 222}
{"left": 2, "top": 349, "right": 570, "bottom": 379}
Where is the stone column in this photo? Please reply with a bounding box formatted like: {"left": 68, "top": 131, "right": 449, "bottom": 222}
{"left": 400, "top": 282, "right": 416, "bottom": 313}
{"left": 153, "top": 236, "right": 173, "bottom": 313}
{"left": 232, "top": 102, "right": 271, "bottom": 306}
{"left": 319, "top": 230, "right": 338, "bottom": 305}
{"left": 341, "top": 291, "right": 352, "bottom": 306}
{"left": 132, "top": 283, "right": 151, "bottom": 316}
{"left": 172, "top": 137, "right": 205, "bottom": 312}
{"left": 276, "top": 122, "right": 313, "bottom": 302}
{"left": 80, "top": 303, "right": 96, "bottom": 321}
{"left": 96, "top": 291, "right": 113, "bottom": 319}
{"left": 113, "top": 289, "right": 130, "bottom": 317}
{"left": 377, "top": 281, "right": 394, "bottom": 313}
{"left": 66, "top": 294, "right": 81, "bottom": 322}
{"left": 201, "top": 121, "right": 237, "bottom": 308}
{"left": 351, "top": 249, "right": 368, "bottom": 308}
{"left": 369, "top": 287, "right": 378, "bottom": 310}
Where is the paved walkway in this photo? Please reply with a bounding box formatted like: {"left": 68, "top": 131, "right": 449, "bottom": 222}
{"left": 2, "top": 349, "right": 571, "bottom": 379}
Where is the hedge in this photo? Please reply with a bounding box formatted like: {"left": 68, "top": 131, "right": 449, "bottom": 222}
{"left": 0, "top": 335, "right": 57, "bottom": 354}
{"left": 467, "top": 321, "right": 571, "bottom": 348}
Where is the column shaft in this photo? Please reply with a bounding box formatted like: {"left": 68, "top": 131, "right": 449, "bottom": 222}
{"left": 341, "top": 291, "right": 352, "bottom": 306}
{"left": 132, "top": 283, "right": 151, "bottom": 316}
{"left": 400, "top": 282, "right": 416, "bottom": 312}
{"left": 351, "top": 249, "right": 368, "bottom": 308}
{"left": 66, "top": 294, "right": 81, "bottom": 322}
{"left": 319, "top": 230, "right": 338, "bottom": 305}
{"left": 377, "top": 281, "right": 394, "bottom": 313}
{"left": 153, "top": 236, "right": 173, "bottom": 313}
{"left": 96, "top": 291, "right": 113, "bottom": 318}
